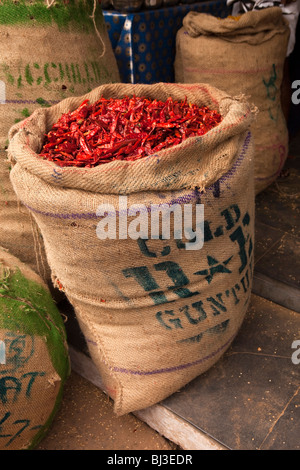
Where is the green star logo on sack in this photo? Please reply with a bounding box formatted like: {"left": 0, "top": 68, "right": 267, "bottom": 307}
{"left": 194, "top": 255, "right": 233, "bottom": 284}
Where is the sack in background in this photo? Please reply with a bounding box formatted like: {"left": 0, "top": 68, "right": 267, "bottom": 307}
{"left": 0, "top": 0, "right": 120, "bottom": 286}
{"left": 0, "top": 247, "right": 70, "bottom": 449}
{"left": 175, "top": 7, "right": 290, "bottom": 194}
{"left": 8, "top": 82, "right": 255, "bottom": 415}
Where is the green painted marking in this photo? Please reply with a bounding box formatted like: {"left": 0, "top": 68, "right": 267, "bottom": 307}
{"left": 122, "top": 266, "right": 160, "bottom": 292}
{"left": 25, "top": 64, "right": 33, "bottom": 85}
{"left": 71, "top": 63, "right": 76, "bottom": 83}
{"left": 263, "top": 64, "right": 277, "bottom": 101}
{"left": 0, "top": 0, "right": 104, "bottom": 33}
{"left": 84, "top": 62, "right": 91, "bottom": 83}
{"left": 76, "top": 64, "right": 82, "bottom": 84}
{"left": 180, "top": 301, "right": 207, "bottom": 325}
{"left": 0, "top": 266, "right": 69, "bottom": 381}
{"left": 21, "top": 108, "right": 30, "bottom": 117}
{"left": 36, "top": 97, "right": 50, "bottom": 107}
{"left": 230, "top": 225, "right": 248, "bottom": 274}
{"left": 58, "top": 63, "right": 64, "bottom": 81}
{"left": 23, "top": 371, "right": 46, "bottom": 398}
{"left": 148, "top": 291, "right": 168, "bottom": 305}
{"left": 206, "top": 293, "right": 227, "bottom": 316}
{"left": 1, "top": 59, "right": 115, "bottom": 91}
{"left": 51, "top": 62, "right": 58, "bottom": 82}
{"left": 44, "top": 63, "right": 51, "bottom": 84}
{"left": 65, "top": 63, "right": 71, "bottom": 82}
{"left": 2, "top": 64, "right": 14, "bottom": 85}
{"left": 156, "top": 310, "right": 183, "bottom": 330}
{"left": 91, "top": 61, "right": 99, "bottom": 82}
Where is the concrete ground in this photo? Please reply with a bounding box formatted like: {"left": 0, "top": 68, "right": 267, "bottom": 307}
{"left": 36, "top": 371, "right": 178, "bottom": 451}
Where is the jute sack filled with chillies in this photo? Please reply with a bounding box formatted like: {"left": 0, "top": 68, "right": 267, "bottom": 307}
{"left": 8, "top": 82, "right": 255, "bottom": 415}
{"left": 0, "top": 247, "right": 70, "bottom": 449}
{"left": 175, "top": 7, "right": 290, "bottom": 194}
{"left": 0, "top": 0, "right": 119, "bottom": 288}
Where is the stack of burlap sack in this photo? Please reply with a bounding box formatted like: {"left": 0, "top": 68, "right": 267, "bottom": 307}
{"left": 175, "top": 6, "right": 291, "bottom": 194}
{"left": 0, "top": 0, "right": 119, "bottom": 449}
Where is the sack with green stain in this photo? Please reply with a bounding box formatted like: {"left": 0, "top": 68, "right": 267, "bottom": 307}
{"left": 8, "top": 82, "right": 255, "bottom": 415}
{"left": 0, "top": 247, "right": 70, "bottom": 450}
{"left": 175, "top": 7, "right": 290, "bottom": 194}
{"left": 0, "top": 0, "right": 120, "bottom": 286}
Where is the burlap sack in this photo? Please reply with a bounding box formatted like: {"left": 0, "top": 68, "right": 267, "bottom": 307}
{"left": 175, "top": 7, "right": 290, "bottom": 194}
{"left": 8, "top": 82, "right": 255, "bottom": 415}
{"left": 0, "top": 247, "right": 70, "bottom": 449}
{"left": 0, "top": 0, "right": 120, "bottom": 286}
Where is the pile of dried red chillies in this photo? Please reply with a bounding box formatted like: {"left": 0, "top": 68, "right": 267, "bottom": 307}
{"left": 39, "top": 95, "right": 222, "bottom": 167}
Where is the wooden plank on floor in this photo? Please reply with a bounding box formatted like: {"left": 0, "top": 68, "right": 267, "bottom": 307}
{"left": 253, "top": 149, "right": 300, "bottom": 313}
{"left": 69, "top": 346, "right": 226, "bottom": 451}
{"left": 66, "top": 291, "right": 300, "bottom": 450}
{"left": 252, "top": 271, "right": 300, "bottom": 313}
{"left": 162, "top": 294, "right": 300, "bottom": 450}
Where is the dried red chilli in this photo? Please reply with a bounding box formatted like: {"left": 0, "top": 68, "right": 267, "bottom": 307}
{"left": 39, "top": 96, "right": 222, "bottom": 168}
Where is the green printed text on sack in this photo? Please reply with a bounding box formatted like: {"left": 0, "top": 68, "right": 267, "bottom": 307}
{"left": 1, "top": 61, "right": 113, "bottom": 92}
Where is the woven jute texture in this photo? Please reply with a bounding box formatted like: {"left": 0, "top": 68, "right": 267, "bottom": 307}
{"left": 9, "top": 82, "right": 255, "bottom": 415}
{"left": 0, "top": 0, "right": 119, "bottom": 287}
{"left": 0, "top": 247, "right": 70, "bottom": 449}
{"left": 175, "top": 7, "right": 290, "bottom": 194}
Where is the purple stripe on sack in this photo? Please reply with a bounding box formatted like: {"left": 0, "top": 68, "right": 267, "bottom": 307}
{"left": 21, "top": 131, "right": 251, "bottom": 219}
{"left": 110, "top": 333, "right": 235, "bottom": 376}
{"left": 6, "top": 99, "right": 60, "bottom": 105}
{"left": 87, "top": 338, "right": 98, "bottom": 346}
{"left": 215, "top": 130, "right": 251, "bottom": 184}
{"left": 22, "top": 203, "right": 99, "bottom": 219}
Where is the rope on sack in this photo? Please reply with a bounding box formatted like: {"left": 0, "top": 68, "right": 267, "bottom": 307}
{"left": 30, "top": 212, "right": 47, "bottom": 281}
{"left": 46, "top": 0, "right": 106, "bottom": 58}
{"left": 90, "top": 0, "right": 106, "bottom": 59}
